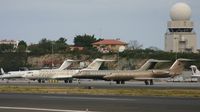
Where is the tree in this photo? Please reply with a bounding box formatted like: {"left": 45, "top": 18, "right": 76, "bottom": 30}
{"left": 54, "top": 37, "right": 68, "bottom": 52}
{"left": 28, "top": 38, "right": 52, "bottom": 55}
{"left": 146, "top": 46, "right": 161, "bottom": 51}
{"left": 16, "top": 40, "right": 27, "bottom": 52}
{"left": 38, "top": 38, "right": 52, "bottom": 53}
{"left": 128, "top": 40, "right": 143, "bottom": 50}
{"left": 0, "top": 44, "right": 14, "bottom": 52}
{"left": 74, "top": 34, "right": 97, "bottom": 48}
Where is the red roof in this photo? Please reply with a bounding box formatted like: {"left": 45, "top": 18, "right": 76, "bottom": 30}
{"left": 92, "top": 39, "right": 127, "bottom": 45}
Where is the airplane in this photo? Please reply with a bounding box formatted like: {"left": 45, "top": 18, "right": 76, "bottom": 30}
{"left": 0, "top": 68, "right": 28, "bottom": 80}
{"left": 0, "top": 59, "right": 76, "bottom": 80}
{"left": 23, "top": 58, "right": 114, "bottom": 83}
{"left": 104, "top": 58, "right": 192, "bottom": 85}
{"left": 73, "top": 59, "right": 170, "bottom": 81}
{"left": 190, "top": 65, "right": 200, "bottom": 78}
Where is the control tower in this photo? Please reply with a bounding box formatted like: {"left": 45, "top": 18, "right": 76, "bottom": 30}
{"left": 165, "top": 2, "right": 197, "bottom": 53}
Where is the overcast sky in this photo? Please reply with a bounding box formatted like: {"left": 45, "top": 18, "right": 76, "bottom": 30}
{"left": 0, "top": 0, "right": 199, "bottom": 49}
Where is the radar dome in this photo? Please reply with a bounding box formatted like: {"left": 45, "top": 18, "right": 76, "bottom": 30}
{"left": 170, "top": 2, "right": 192, "bottom": 21}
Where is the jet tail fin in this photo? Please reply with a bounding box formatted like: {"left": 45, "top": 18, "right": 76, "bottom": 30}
{"left": 0, "top": 68, "right": 5, "bottom": 75}
{"left": 82, "top": 58, "right": 115, "bottom": 71}
{"left": 138, "top": 59, "right": 170, "bottom": 71}
{"left": 58, "top": 59, "right": 79, "bottom": 70}
{"left": 169, "top": 58, "right": 193, "bottom": 77}
{"left": 190, "top": 65, "right": 200, "bottom": 76}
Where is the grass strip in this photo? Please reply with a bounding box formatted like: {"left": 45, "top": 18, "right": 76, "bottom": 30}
{"left": 0, "top": 85, "right": 200, "bottom": 98}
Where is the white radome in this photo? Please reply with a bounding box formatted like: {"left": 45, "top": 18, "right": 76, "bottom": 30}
{"left": 170, "top": 2, "right": 192, "bottom": 21}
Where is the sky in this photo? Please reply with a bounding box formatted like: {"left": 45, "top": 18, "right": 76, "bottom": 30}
{"left": 0, "top": 0, "right": 199, "bottom": 49}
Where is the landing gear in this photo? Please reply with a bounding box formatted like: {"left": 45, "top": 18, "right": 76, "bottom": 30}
{"left": 38, "top": 79, "right": 45, "bottom": 83}
{"left": 121, "top": 81, "right": 125, "bottom": 84}
{"left": 150, "top": 79, "right": 154, "bottom": 85}
{"left": 42, "top": 80, "right": 45, "bottom": 83}
{"left": 144, "top": 80, "right": 154, "bottom": 85}
{"left": 69, "top": 80, "right": 73, "bottom": 83}
{"left": 38, "top": 79, "right": 41, "bottom": 83}
{"left": 116, "top": 80, "right": 120, "bottom": 84}
{"left": 144, "top": 80, "right": 149, "bottom": 85}
{"left": 116, "top": 81, "right": 125, "bottom": 84}
{"left": 64, "top": 80, "right": 68, "bottom": 83}
{"left": 64, "top": 79, "right": 73, "bottom": 83}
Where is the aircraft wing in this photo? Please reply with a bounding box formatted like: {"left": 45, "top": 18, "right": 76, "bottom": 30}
{"left": 51, "top": 75, "right": 72, "bottom": 80}
{"left": 134, "top": 78, "right": 154, "bottom": 80}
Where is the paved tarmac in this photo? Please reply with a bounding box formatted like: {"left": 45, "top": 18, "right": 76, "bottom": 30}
{"left": 1, "top": 80, "right": 200, "bottom": 89}
{"left": 0, "top": 93, "right": 199, "bottom": 112}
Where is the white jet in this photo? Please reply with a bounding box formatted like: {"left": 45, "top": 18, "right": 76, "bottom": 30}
{"left": 0, "top": 68, "right": 28, "bottom": 80}
{"left": 0, "top": 59, "right": 76, "bottom": 80}
{"left": 24, "top": 58, "right": 114, "bottom": 83}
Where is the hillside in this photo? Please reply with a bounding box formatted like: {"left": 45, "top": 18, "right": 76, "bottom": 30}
{"left": 0, "top": 49, "right": 200, "bottom": 72}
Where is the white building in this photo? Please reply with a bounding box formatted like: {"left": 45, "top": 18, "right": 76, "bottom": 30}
{"left": 0, "top": 39, "right": 19, "bottom": 48}
{"left": 165, "top": 2, "right": 197, "bottom": 53}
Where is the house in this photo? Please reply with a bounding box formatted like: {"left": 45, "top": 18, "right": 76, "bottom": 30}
{"left": 0, "top": 39, "right": 19, "bottom": 48}
{"left": 92, "top": 39, "right": 127, "bottom": 53}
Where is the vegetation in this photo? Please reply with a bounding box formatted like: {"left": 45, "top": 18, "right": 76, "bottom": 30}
{"left": 16, "top": 40, "right": 27, "bottom": 52}
{"left": 0, "top": 85, "right": 200, "bottom": 97}
{"left": 28, "top": 37, "right": 69, "bottom": 55}
{"left": 0, "top": 44, "right": 14, "bottom": 52}
{"left": 74, "top": 34, "right": 101, "bottom": 48}
{"left": 1, "top": 35, "right": 200, "bottom": 71}
{"left": 0, "top": 52, "right": 28, "bottom": 72}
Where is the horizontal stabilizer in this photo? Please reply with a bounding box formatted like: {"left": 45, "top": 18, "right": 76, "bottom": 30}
{"left": 82, "top": 58, "right": 115, "bottom": 71}
{"left": 58, "top": 59, "right": 80, "bottom": 70}
{"left": 138, "top": 59, "right": 170, "bottom": 71}
{"left": 176, "top": 58, "right": 194, "bottom": 61}
{"left": 92, "top": 58, "right": 115, "bottom": 62}
{"left": 147, "top": 59, "right": 170, "bottom": 63}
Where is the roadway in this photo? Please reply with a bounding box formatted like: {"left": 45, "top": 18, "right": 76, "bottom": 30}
{"left": 0, "top": 80, "right": 200, "bottom": 112}
{"left": 0, "top": 93, "right": 199, "bottom": 112}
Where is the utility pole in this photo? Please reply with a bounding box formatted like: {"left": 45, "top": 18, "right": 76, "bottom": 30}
{"left": 51, "top": 41, "right": 54, "bottom": 68}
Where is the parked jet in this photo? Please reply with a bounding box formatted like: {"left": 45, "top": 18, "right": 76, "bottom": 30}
{"left": 73, "top": 59, "right": 170, "bottom": 81}
{"left": 0, "top": 59, "right": 76, "bottom": 80}
{"left": 104, "top": 58, "right": 192, "bottom": 85}
{"left": 24, "top": 58, "right": 114, "bottom": 83}
{"left": 0, "top": 68, "right": 28, "bottom": 80}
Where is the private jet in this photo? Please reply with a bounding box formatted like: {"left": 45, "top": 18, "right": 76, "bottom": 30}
{"left": 24, "top": 58, "right": 114, "bottom": 83}
{"left": 0, "top": 59, "right": 76, "bottom": 80}
{"left": 73, "top": 59, "right": 170, "bottom": 82}
{"left": 104, "top": 58, "right": 192, "bottom": 85}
